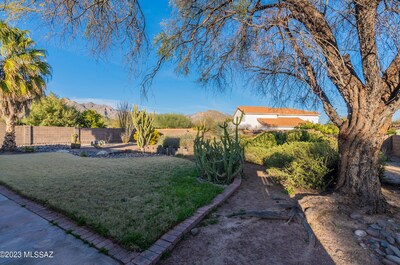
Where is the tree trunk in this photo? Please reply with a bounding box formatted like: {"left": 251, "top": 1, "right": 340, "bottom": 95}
{"left": 336, "top": 119, "right": 388, "bottom": 213}
{"left": 2, "top": 115, "right": 17, "bottom": 152}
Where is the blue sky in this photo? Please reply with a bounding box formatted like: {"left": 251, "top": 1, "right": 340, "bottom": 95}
{"left": 16, "top": 1, "right": 363, "bottom": 123}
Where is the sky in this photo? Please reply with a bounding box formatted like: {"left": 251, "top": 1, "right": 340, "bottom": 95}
{"left": 14, "top": 0, "right": 390, "bottom": 123}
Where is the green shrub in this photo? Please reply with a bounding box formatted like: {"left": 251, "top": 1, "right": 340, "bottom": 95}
{"left": 77, "top": 109, "right": 106, "bottom": 128}
{"left": 23, "top": 146, "right": 35, "bottom": 153}
{"left": 264, "top": 142, "right": 338, "bottom": 192}
{"left": 378, "top": 152, "right": 388, "bottom": 181}
{"left": 296, "top": 121, "right": 339, "bottom": 135}
{"left": 158, "top": 133, "right": 194, "bottom": 149}
{"left": 160, "top": 137, "right": 180, "bottom": 148}
{"left": 244, "top": 132, "right": 277, "bottom": 148}
{"left": 154, "top": 113, "right": 193, "bottom": 128}
{"left": 244, "top": 146, "right": 271, "bottom": 165}
{"left": 387, "top": 128, "right": 396, "bottom": 135}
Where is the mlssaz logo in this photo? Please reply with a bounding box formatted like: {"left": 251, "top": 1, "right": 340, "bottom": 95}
{"left": 24, "top": 251, "right": 54, "bottom": 258}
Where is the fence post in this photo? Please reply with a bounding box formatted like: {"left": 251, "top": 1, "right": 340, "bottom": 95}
{"left": 23, "top": 125, "right": 33, "bottom": 146}
{"left": 29, "top": 126, "right": 33, "bottom": 145}
{"left": 75, "top": 127, "right": 81, "bottom": 143}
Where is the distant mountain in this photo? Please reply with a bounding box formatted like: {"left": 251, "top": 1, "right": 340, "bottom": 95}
{"left": 189, "top": 110, "right": 231, "bottom": 125}
{"left": 63, "top": 98, "right": 118, "bottom": 119}
{"left": 62, "top": 99, "right": 231, "bottom": 123}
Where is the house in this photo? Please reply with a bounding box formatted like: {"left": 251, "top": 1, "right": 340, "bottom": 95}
{"left": 233, "top": 106, "right": 319, "bottom": 131}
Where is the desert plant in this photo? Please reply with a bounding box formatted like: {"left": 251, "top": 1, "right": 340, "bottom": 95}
{"left": 117, "top": 102, "right": 134, "bottom": 143}
{"left": 193, "top": 115, "right": 244, "bottom": 184}
{"left": 159, "top": 137, "right": 180, "bottom": 149}
{"left": 71, "top": 133, "right": 79, "bottom": 144}
{"left": 23, "top": 146, "right": 35, "bottom": 153}
{"left": 134, "top": 129, "right": 160, "bottom": 146}
{"left": 154, "top": 113, "right": 192, "bottom": 128}
{"left": 70, "top": 133, "right": 81, "bottom": 149}
{"left": 131, "top": 105, "right": 155, "bottom": 151}
{"left": 264, "top": 142, "right": 338, "bottom": 193}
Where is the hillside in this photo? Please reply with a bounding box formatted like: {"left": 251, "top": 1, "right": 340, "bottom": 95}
{"left": 189, "top": 110, "right": 231, "bottom": 125}
{"left": 62, "top": 99, "right": 231, "bottom": 125}
{"left": 63, "top": 98, "right": 118, "bottom": 119}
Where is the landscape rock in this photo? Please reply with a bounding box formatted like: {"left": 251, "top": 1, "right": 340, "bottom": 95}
{"left": 395, "top": 234, "right": 400, "bottom": 244}
{"left": 383, "top": 258, "right": 399, "bottom": 265}
{"left": 386, "top": 255, "right": 400, "bottom": 265}
{"left": 376, "top": 248, "right": 386, "bottom": 256}
{"left": 388, "top": 236, "right": 396, "bottom": 245}
{"left": 190, "top": 228, "right": 199, "bottom": 236}
{"left": 378, "top": 220, "right": 389, "bottom": 228}
{"left": 96, "top": 151, "right": 108, "bottom": 156}
{"left": 56, "top": 150, "right": 69, "bottom": 153}
{"left": 386, "top": 247, "right": 396, "bottom": 256}
{"left": 370, "top": 224, "right": 382, "bottom": 230}
{"left": 359, "top": 242, "right": 367, "bottom": 249}
{"left": 368, "top": 239, "right": 377, "bottom": 244}
{"left": 388, "top": 244, "right": 400, "bottom": 257}
{"left": 350, "top": 213, "right": 362, "bottom": 220}
{"left": 381, "top": 241, "right": 389, "bottom": 248}
{"left": 367, "top": 228, "right": 381, "bottom": 238}
{"left": 355, "top": 230, "right": 367, "bottom": 237}
{"left": 382, "top": 230, "right": 391, "bottom": 238}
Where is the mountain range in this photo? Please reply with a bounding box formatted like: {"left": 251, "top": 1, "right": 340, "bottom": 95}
{"left": 63, "top": 98, "right": 119, "bottom": 119}
{"left": 63, "top": 98, "right": 232, "bottom": 122}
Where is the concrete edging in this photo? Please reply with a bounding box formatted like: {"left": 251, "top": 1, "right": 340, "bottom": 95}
{"left": 0, "top": 176, "right": 242, "bottom": 265}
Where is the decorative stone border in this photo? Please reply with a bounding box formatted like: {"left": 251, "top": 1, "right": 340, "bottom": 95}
{"left": 0, "top": 176, "right": 242, "bottom": 265}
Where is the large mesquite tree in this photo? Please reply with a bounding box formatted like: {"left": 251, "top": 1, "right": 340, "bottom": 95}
{"left": 148, "top": 0, "right": 400, "bottom": 213}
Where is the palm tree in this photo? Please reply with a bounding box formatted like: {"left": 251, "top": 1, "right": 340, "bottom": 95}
{"left": 0, "top": 21, "right": 51, "bottom": 151}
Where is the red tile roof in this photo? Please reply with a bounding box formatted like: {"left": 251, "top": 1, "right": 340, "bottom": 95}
{"left": 257, "top": 117, "right": 307, "bottom": 127}
{"left": 237, "top": 106, "right": 319, "bottom": 116}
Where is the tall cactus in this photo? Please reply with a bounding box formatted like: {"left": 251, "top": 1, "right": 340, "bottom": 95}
{"left": 131, "top": 105, "right": 155, "bottom": 151}
{"left": 193, "top": 113, "right": 244, "bottom": 184}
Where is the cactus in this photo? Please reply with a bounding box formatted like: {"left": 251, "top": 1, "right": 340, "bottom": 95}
{"left": 130, "top": 105, "right": 155, "bottom": 151}
{"left": 193, "top": 113, "right": 244, "bottom": 184}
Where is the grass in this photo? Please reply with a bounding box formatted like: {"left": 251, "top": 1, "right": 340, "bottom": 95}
{"left": 0, "top": 153, "right": 222, "bottom": 250}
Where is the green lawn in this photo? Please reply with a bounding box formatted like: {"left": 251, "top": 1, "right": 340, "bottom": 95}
{"left": 0, "top": 153, "right": 222, "bottom": 250}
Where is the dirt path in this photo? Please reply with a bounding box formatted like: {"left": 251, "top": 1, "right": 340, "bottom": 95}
{"left": 159, "top": 163, "right": 334, "bottom": 265}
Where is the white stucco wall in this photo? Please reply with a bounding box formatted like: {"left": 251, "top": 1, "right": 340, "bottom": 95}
{"left": 233, "top": 109, "right": 320, "bottom": 130}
